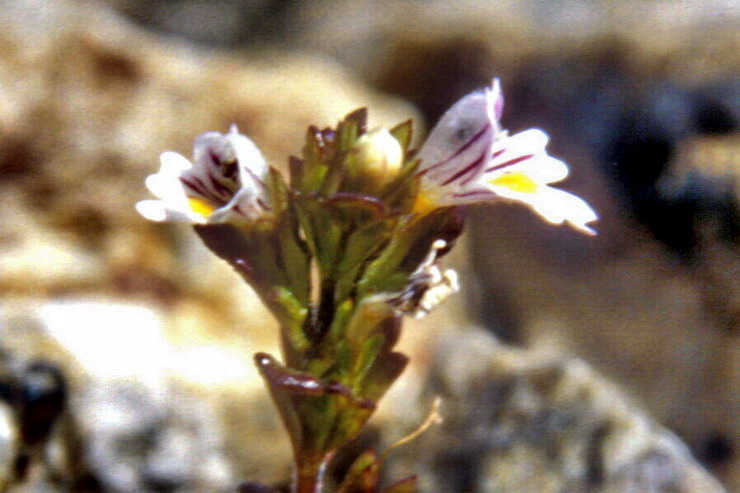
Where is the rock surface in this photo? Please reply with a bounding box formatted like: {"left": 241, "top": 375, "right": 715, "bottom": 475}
{"left": 0, "top": 298, "right": 269, "bottom": 491}
{"left": 390, "top": 327, "right": 726, "bottom": 493}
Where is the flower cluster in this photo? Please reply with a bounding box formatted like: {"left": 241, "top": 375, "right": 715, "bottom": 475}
{"left": 138, "top": 79, "right": 597, "bottom": 236}
{"left": 136, "top": 78, "right": 597, "bottom": 493}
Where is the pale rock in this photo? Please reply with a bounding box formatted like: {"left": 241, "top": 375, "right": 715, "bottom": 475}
{"left": 389, "top": 327, "right": 726, "bottom": 493}
{"left": 0, "top": 297, "right": 288, "bottom": 491}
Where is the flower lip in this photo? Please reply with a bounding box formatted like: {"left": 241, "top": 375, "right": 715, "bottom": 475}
{"left": 136, "top": 125, "right": 270, "bottom": 223}
{"left": 414, "top": 78, "right": 598, "bottom": 235}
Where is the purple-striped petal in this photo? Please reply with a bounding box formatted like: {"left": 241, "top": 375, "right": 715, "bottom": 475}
{"left": 414, "top": 79, "right": 598, "bottom": 234}
{"left": 416, "top": 84, "right": 499, "bottom": 187}
{"left": 138, "top": 127, "right": 271, "bottom": 224}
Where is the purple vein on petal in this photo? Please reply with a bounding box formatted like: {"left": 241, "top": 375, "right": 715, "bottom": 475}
{"left": 180, "top": 176, "right": 209, "bottom": 198}
{"left": 207, "top": 172, "right": 232, "bottom": 199}
{"left": 423, "top": 121, "right": 492, "bottom": 173}
{"left": 244, "top": 167, "right": 266, "bottom": 188}
{"left": 453, "top": 189, "right": 490, "bottom": 200}
{"left": 485, "top": 154, "right": 533, "bottom": 173}
{"left": 207, "top": 149, "right": 222, "bottom": 167}
{"left": 441, "top": 152, "right": 487, "bottom": 186}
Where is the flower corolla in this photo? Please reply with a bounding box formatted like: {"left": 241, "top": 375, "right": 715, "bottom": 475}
{"left": 415, "top": 79, "right": 598, "bottom": 235}
{"left": 136, "top": 125, "right": 270, "bottom": 224}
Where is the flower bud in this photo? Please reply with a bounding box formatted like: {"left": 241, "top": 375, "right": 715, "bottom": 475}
{"left": 352, "top": 128, "right": 404, "bottom": 188}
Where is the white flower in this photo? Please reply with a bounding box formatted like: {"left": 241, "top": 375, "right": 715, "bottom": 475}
{"left": 408, "top": 239, "right": 460, "bottom": 319}
{"left": 136, "top": 125, "right": 270, "bottom": 224}
{"left": 415, "top": 79, "right": 598, "bottom": 235}
{"left": 365, "top": 239, "right": 459, "bottom": 319}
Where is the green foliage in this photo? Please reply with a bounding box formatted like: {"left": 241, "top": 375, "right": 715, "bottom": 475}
{"left": 194, "top": 108, "right": 461, "bottom": 492}
{"left": 255, "top": 353, "right": 375, "bottom": 464}
{"left": 337, "top": 451, "right": 418, "bottom": 493}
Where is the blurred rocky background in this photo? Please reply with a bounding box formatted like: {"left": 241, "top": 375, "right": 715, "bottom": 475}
{"left": 0, "top": 0, "right": 737, "bottom": 491}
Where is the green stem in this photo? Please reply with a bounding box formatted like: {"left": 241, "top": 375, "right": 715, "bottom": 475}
{"left": 293, "top": 452, "right": 333, "bottom": 493}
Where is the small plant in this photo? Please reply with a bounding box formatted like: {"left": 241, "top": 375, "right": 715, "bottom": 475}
{"left": 137, "top": 79, "right": 597, "bottom": 492}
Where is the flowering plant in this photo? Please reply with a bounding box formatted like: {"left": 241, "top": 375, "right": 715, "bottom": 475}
{"left": 137, "top": 79, "right": 596, "bottom": 492}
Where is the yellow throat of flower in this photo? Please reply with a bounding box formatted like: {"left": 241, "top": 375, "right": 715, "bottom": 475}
{"left": 489, "top": 172, "right": 539, "bottom": 193}
{"left": 188, "top": 197, "right": 217, "bottom": 218}
{"left": 412, "top": 190, "right": 442, "bottom": 216}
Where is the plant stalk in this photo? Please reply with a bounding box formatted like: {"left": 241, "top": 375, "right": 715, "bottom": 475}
{"left": 293, "top": 452, "right": 333, "bottom": 493}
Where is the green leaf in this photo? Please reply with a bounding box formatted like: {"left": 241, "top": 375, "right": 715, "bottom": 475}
{"left": 266, "top": 166, "right": 290, "bottom": 213}
{"left": 351, "top": 333, "right": 385, "bottom": 389}
{"left": 335, "top": 339, "right": 354, "bottom": 376}
{"left": 344, "top": 297, "right": 396, "bottom": 349}
{"left": 269, "top": 168, "right": 311, "bottom": 305}
{"left": 389, "top": 119, "right": 413, "bottom": 151}
{"left": 300, "top": 192, "right": 392, "bottom": 286}
{"left": 295, "top": 194, "right": 344, "bottom": 278}
{"left": 328, "top": 298, "right": 355, "bottom": 343}
{"left": 325, "top": 193, "right": 389, "bottom": 223}
{"left": 360, "top": 351, "right": 408, "bottom": 403}
{"left": 337, "top": 450, "right": 380, "bottom": 493}
{"left": 255, "top": 353, "right": 376, "bottom": 460}
{"left": 334, "top": 217, "right": 396, "bottom": 305}
{"left": 337, "top": 108, "right": 368, "bottom": 151}
{"left": 271, "top": 287, "right": 310, "bottom": 355}
{"left": 299, "top": 125, "right": 333, "bottom": 192}
{"left": 308, "top": 109, "right": 368, "bottom": 196}
{"left": 356, "top": 208, "right": 464, "bottom": 298}
{"left": 193, "top": 220, "right": 313, "bottom": 363}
